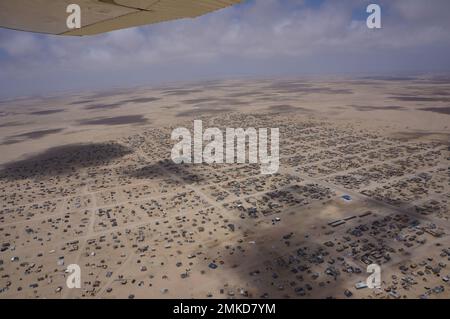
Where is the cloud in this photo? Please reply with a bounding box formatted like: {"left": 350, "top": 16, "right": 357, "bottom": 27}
{"left": 1, "top": 0, "right": 450, "bottom": 98}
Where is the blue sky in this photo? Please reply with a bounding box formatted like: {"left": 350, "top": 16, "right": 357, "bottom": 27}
{"left": 1, "top": 0, "right": 450, "bottom": 99}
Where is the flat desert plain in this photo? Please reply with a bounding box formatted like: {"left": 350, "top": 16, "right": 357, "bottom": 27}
{"left": 0, "top": 77, "right": 449, "bottom": 299}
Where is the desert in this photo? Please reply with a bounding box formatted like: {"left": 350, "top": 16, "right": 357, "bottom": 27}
{"left": 0, "top": 76, "right": 449, "bottom": 299}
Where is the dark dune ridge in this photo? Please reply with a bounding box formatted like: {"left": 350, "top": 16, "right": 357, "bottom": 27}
{"left": 391, "top": 96, "right": 450, "bottom": 102}
{"left": 2, "top": 128, "right": 64, "bottom": 145}
{"left": 73, "top": 93, "right": 159, "bottom": 108}
{"left": 69, "top": 89, "right": 136, "bottom": 105}
{"left": 84, "top": 102, "right": 123, "bottom": 110}
{"left": 0, "top": 140, "right": 21, "bottom": 146}
{"left": 0, "top": 121, "right": 30, "bottom": 128}
{"left": 78, "top": 115, "right": 149, "bottom": 126}
{"left": 351, "top": 105, "right": 406, "bottom": 112}
{"left": 268, "top": 104, "right": 313, "bottom": 113}
{"left": 120, "top": 97, "right": 161, "bottom": 104}
{"left": 70, "top": 99, "right": 96, "bottom": 105}
{"left": 219, "top": 98, "right": 249, "bottom": 106}
{"left": 226, "top": 91, "right": 262, "bottom": 98}
{"left": 176, "top": 107, "right": 232, "bottom": 117}
{"left": 430, "top": 90, "right": 450, "bottom": 96}
{"left": 10, "top": 128, "right": 64, "bottom": 140}
{"left": 419, "top": 107, "right": 450, "bottom": 115}
{"left": 162, "top": 89, "right": 205, "bottom": 96}
{"left": 256, "top": 96, "right": 295, "bottom": 103}
{"left": 29, "top": 109, "right": 65, "bottom": 115}
{"left": 87, "top": 88, "right": 137, "bottom": 99}
{"left": 182, "top": 98, "right": 217, "bottom": 105}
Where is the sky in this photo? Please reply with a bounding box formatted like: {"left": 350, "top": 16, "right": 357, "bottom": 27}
{"left": 1, "top": 0, "right": 450, "bottom": 99}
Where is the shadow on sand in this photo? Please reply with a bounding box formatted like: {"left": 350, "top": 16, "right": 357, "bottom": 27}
{"left": 0, "top": 142, "right": 134, "bottom": 180}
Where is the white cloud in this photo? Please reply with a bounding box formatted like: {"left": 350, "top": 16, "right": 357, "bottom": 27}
{"left": 1, "top": 0, "right": 450, "bottom": 97}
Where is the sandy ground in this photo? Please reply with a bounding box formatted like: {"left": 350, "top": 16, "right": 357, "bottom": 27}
{"left": 1, "top": 76, "right": 449, "bottom": 165}
{"left": 0, "top": 76, "right": 449, "bottom": 299}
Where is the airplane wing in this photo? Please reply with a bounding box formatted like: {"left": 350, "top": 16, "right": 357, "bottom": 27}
{"left": 0, "top": 0, "right": 241, "bottom": 36}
